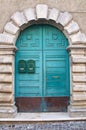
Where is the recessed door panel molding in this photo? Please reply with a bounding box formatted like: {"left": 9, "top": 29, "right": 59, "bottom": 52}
{"left": 15, "top": 24, "right": 70, "bottom": 112}
{"left": 16, "top": 25, "right": 42, "bottom": 51}
{"left": 43, "top": 25, "right": 68, "bottom": 50}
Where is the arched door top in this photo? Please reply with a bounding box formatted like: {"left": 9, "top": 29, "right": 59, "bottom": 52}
{"left": 0, "top": 4, "right": 86, "bottom": 47}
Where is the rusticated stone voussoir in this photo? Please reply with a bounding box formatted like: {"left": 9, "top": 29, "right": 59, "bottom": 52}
{"left": 70, "top": 31, "right": 86, "bottom": 44}
{"left": 11, "top": 11, "right": 28, "bottom": 27}
{"left": 64, "top": 20, "right": 80, "bottom": 35}
{"left": 36, "top": 4, "right": 48, "bottom": 19}
{"left": 57, "top": 12, "right": 73, "bottom": 27}
{"left": 0, "top": 33, "right": 16, "bottom": 45}
{"left": 4, "top": 21, "right": 20, "bottom": 35}
{"left": 24, "top": 8, "right": 36, "bottom": 21}
{"left": 48, "top": 8, "right": 60, "bottom": 22}
{"left": 1, "top": 4, "right": 85, "bottom": 46}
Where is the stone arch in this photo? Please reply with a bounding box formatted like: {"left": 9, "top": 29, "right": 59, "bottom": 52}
{"left": 0, "top": 4, "right": 86, "bottom": 118}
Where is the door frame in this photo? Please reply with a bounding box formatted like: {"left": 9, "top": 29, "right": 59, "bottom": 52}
{"left": 0, "top": 4, "right": 86, "bottom": 117}
{"left": 15, "top": 24, "right": 70, "bottom": 112}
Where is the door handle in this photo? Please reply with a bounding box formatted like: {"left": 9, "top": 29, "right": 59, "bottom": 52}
{"left": 52, "top": 76, "right": 60, "bottom": 79}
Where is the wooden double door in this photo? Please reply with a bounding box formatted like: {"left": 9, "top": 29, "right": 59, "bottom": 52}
{"left": 15, "top": 25, "right": 70, "bottom": 112}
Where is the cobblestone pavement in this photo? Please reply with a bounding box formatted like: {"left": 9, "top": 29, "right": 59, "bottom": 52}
{"left": 0, "top": 121, "right": 86, "bottom": 130}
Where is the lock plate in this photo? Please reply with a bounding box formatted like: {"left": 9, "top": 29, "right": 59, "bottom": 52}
{"left": 18, "top": 60, "right": 26, "bottom": 73}
{"left": 27, "top": 60, "right": 35, "bottom": 73}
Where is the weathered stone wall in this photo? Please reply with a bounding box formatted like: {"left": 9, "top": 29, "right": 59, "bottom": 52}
{"left": 0, "top": 0, "right": 86, "bottom": 34}
{"left": 0, "top": 1, "right": 86, "bottom": 118}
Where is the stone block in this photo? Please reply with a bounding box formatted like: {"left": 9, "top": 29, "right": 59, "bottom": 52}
{"left": 72, "top": 57, "right": 86, "bottom": 63}
{"left": 71, "top": 100, "right": 86, "bottom": 106}
{"left": 11, "top": 11, "right": 27, "bottom": 27}
{"left": 57, "top": 12, "right": 72, "bottom": 27}
{"left": 36, "top": 4, "right": 48, "bottom": 19}
{"left": 71, "top": 49, "right": 84, "bottom": 55}
{"left": 73, "top": 92, "right": 86, "bottom": 101}
{"left": 4, "top": 31, "right": 19, "bottom": 45}
{"left": 48, "top": 8, "right": 59, "bottom": 21}
{"left": 72, "top": 64, "right": 85, "bottom": 72}
{"left": 73, "top": 75, "right": 86, "bottom": 82}
{"left": 0, "top": 106, "right": 17, "bottom": 118}
{"left": 0, "top": 33, "right": 16, "bottom": 44}
{"left": 24, "top": 8, "right": 36, "bottom": 21}
{"left": 72, "top": 54, "right": 85, "bottom": 58}
{"left": 0, "top": 74, "right": 12, "bottom": 83}
{"left": 70, "top": 31, "right": 86, "bottom": 44}
{"left": 0, "top": 83, "right": 12, "bottom": 93}
{"left": 0, "top": 64, "right": 12, "bottom": 73}
{"left": 4, "top": 21, "right": 19, "bottom": 35}
{"left": 0, "top": 93, "right": 12, "bottom": 102}
{"left": 68, "top": 105, "right": 86, "bottom": 117}
{"left": 0, "top": 50, "right": 15, "bottom": 55}
{"left": 0, "top": 55, "right": 12, "bottom": 63}
{"left": 64, "top": 20, "right": 80, "bottom": 35}
{"left": 73, "top": 84, "right": 86, "bottom": 91}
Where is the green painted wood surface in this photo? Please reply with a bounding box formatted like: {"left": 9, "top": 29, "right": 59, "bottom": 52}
{"left": 15, "top": 24, "right": 70, "bottom": 98}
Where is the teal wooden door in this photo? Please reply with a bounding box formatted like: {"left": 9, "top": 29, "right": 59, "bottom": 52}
{"left": 15, "top": 25, "right": 70, "bottom": 112}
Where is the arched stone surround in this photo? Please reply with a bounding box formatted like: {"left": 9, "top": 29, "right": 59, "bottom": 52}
{"left": 0, "top": 4, "right": 86, "bottom": 118}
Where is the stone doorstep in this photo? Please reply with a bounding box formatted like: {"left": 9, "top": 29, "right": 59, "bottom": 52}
{"left": 0, "top": 113, "right": 86, "bottom": 122}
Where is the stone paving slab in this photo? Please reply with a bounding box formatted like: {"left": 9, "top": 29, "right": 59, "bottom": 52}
{"left": 0, "top": 113, "right": 86, "bottom": 122}
{"left": 0, "top": 121, "right": 86, "bottom": 130}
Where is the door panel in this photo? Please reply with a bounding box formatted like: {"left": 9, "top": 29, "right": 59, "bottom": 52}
{"left": 15, "top": 51, "right": 42, "bottom": 97}
{"left": 16, "top": 25, "right": 42, "bottom": 51}
{"left": 44, "top": 97, "right": 69, "bottom": 112}
{"left": 15, "top": 24, "right": 70, "bottom": 112}
{"left": 43, "top": 25, "right": 70, "bottom": 111}
{"left": 43, "top": 25, "right": 68, "bottom": 50}
{"left": 44, "top": 50, "right": 69, "bottom": 97}
{"left": 16, "top": 97, "right": 42, "bottom": 112}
